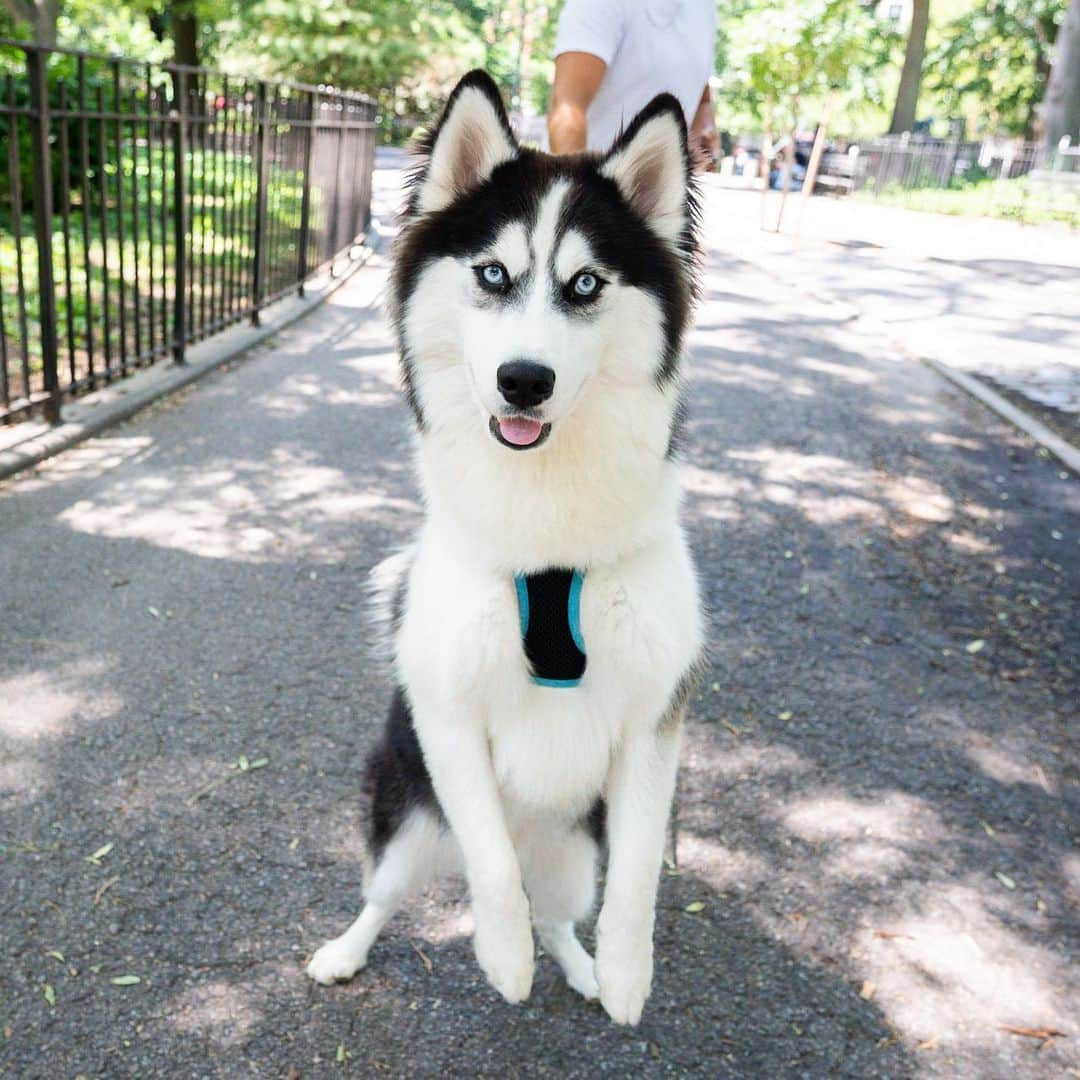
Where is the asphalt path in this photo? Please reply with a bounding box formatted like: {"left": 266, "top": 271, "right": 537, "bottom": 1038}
{"left": 0, "top": 173, "right": 1076, "bottom": 1078}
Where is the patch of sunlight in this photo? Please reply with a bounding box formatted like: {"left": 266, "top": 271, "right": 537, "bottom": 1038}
{"left": 799, "top": 357, "right": 877, "bottom": 385}
{"left": 724, "top": 448, "right": 885, "bottom": 525}
{"left": 783, "top": 791, "right": 944, "bottom": 846}
{"left": 409, "top": 902, "right": 473, "bottom": 946}
{"left": 57, "top": 454, "right": 419, "bottom": 563}
{"left": 963, "top": 742, "right": 1055, "bottom": 792}
{"left": 854, "top": 882, "right": 1073, "bottom": 1048}
{"left": 0, "top": 662, "right": 117, "bottom": 740}
{"left": 168, "top": 978, "right": 263, "bottom": 1045}
{"left": 674, "top": 831, "right": 770, "bottom": 893}
{"left": 692, "top": 358, "right": 819, "bottom": 400}
{"left": 946, "top": 530, "right": 997, "bottom": 555}
{"left": 1, "top": 436, "right": 154, "bottom": 497}
{"left": 704, "top": 742, "right": 810, "bottom": 780}
{"left": 870, "top": 405, "right": 942, "bottom": 426}
{"left": 927, "top": 431, "right": 984, "bottom": 451}
{"left": 881, "top": 474, "right": 954, "bottom": 524}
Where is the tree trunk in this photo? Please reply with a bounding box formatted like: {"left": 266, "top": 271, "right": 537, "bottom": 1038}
{"left": 1, "top": 0, "right": 59, "bottom": 45}
{"left": 1043, "top": 0, "right": 1080, "bottom": 150}
{"left": 888, "top": 0, "right": 930, "bottom": 134}
{"left": 172, "top": 0, "right": 198, "bottom": 68}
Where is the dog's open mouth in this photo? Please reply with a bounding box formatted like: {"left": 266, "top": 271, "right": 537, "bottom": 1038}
{"left": 489, "top": 415, "right": 551, "bottom": 451}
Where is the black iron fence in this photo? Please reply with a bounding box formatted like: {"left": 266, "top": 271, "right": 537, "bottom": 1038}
{"left": 0, "top": 41, "right": 376, "bottom": 425}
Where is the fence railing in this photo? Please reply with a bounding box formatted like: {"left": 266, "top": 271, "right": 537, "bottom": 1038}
{"left": 849, "top": 135, "right": 1051, "bottom": 193}
{"left": 0, "top": 41, "right": 376, "bottom": 425}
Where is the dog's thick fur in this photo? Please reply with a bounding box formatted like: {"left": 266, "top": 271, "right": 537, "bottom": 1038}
{"left": 307, "top": 71, "right": 704, "bottom": 1025}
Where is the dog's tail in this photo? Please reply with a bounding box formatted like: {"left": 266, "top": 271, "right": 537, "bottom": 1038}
{"left": 366, "top": 545, "right": 416, "bottom": 665}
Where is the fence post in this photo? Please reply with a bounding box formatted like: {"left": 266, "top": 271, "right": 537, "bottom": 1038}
{"left": 296, "top": 89, "right": 316, "bottom": 297}
{"left": 251, "top": 80, "right": 269, "bottom": 324}
{"left": 172, "top": 68, "right": 188, "bottom": 364}
{"left": 27, "top": 47, "right": 61, "bottom": 424}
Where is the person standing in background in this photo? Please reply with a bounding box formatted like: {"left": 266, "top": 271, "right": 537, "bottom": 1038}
{"left": 547, "top": 0, "right": 718, "bottom": 166}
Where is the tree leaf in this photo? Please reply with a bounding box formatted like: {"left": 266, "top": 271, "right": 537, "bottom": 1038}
{"left": 995, "top": 871, "right": 1016, "bottom": 890}
{"left": 110, "top": 975, "right": 141, "bottom": 986}
{"left": 43, "top": 984, "right": 56, "bottom": 1006}
{"left": 684, "top": 901, "right": 706, "bottom": 913}
{"left": 85, "top": 842, "right": 114, "bottom": 864}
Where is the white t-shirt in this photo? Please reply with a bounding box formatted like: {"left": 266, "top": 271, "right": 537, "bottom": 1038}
{"left": 554, "top": 0, "right": 717, "bottom": 152}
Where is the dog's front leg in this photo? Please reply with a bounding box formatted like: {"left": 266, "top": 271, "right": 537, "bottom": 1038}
{"left": 595, "top": 717, "right": 681, "bottom": 1025}
{"left": 417, "top": 708, "right": 534, "bottom": 1003}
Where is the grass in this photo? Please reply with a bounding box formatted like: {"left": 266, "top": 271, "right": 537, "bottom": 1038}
{"left": 1, "top": 145, "right": 313, "bottom": 414}
{"left": 859, "top": 175, "right": 1080, "bottom": 229}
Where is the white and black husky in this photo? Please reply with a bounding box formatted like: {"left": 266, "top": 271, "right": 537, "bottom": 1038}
{"left": 307, "top": 71, "right": 704, "bottom": 1026}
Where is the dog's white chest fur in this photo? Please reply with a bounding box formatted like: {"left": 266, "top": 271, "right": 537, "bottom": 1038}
{"left": 396, "top": 522, "right": 702, "bottom": 822}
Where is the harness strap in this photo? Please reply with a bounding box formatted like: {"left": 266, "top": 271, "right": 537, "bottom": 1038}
{"left": 514, "top": 568, "right": 586, "bottom": 688}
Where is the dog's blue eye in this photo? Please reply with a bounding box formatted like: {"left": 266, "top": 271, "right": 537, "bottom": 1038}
{"left": 479, "top": 263, "right": 507, "bottom": 288}
{"left": 572, "top": 272, "right": 599, "bottom": 298}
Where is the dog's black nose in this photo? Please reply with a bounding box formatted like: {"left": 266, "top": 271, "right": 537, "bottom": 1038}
{"left": 497, "top": 360, "right": 555, "bottom": 409}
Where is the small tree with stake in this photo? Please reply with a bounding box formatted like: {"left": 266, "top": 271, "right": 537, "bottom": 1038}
{"left": 721, "top": 0, "right": 886, "bottom": 231}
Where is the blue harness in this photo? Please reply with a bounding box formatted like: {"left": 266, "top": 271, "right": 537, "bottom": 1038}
{"left": 514, "top": 568, "right": 587, "bottom": 688}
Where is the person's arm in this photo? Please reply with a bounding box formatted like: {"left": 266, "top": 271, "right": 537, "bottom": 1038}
{"left": 689, "top": 83, "right": 717, "bottom": 170}
{"left": 548, "top": 51, "right": 607, "bottom": 154}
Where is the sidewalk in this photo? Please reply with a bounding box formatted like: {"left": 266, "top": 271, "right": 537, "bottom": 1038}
{"left": 703, "top": 180, "right": 1080, "bottom": 432}
{"left": 0, "top": 159, "right": 1076, "bottom": 1077}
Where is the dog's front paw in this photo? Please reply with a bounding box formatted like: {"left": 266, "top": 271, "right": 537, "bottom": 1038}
{"left": 306, "top": 935, "right": 367, "bottom": 985}
{"left": 473, "top": 891, "right": 535, "bottom": 1004}
{"left": 595, "top": 910, "right": 654, "bottom": 1025}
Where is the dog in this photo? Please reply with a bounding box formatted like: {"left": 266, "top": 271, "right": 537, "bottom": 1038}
{"left": 306, "top": 70, "right": 704, "bottom": 1026}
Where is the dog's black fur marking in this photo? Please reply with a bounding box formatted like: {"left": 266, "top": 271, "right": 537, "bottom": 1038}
{"left": 666, "top": 391, "right": 690, "bottom": 460}
{"left": 390, "top": 70, "right": 700, "bottom": 415}
{"left": 583, "top": 796, "right": 607, "bottom": 846}
{"left": 364, "top": 687, "right": 607, "bottom": 861}
{"left": 364, "top": 687, "right": 441, "bottom": 861}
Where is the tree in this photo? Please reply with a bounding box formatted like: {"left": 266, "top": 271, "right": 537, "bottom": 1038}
{"left": 1, "top": 0, "right": 59, "bottom": 44}
{"left": 170, "top": 0, "right": 198, "bottom": 67}
{"left": 889, "top": 0, "right": 930, "bottom": 133}
{"left": 926, "top": 0, "right": 1067, "bottom": 138}
{"left": 1043, "top": 0, "right": 1080, "bottom": 147}
{"left": 716, "top": 0, "right": 889, "bottom": 134}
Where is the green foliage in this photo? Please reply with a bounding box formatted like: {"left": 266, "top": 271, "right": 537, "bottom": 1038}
{"left": 221, "top": 0, "right": 484, "bottom": 141}
{"left": 715, "top": 0, "right": 897, "bottom": 133}
{"left": 863, "top": 173, "right": 1080, "bottom": 226}
{"left": 924, "top": 0, "right": 1067, "bottom": 136}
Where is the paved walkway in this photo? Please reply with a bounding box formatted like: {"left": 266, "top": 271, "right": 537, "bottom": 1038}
{"left": 707, "top": 180, "right": 1080, "bottom": 425}
{"left": 0, "top": 168, "right": 1077, "bottom": 1078}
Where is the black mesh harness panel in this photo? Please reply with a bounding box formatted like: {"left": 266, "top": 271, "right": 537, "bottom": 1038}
{"left": 514, "top": 568, "right": 587, "bottom": 688}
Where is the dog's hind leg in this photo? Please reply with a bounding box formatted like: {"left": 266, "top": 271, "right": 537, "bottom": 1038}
{"left": 306, "top": 809, "right": 446, "bottom": 984}
{"left": 519, "top": 822, "right": 600, "bottom": 1000}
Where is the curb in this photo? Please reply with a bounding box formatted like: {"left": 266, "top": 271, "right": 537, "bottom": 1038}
{"left": 0, "top": 248, "right": 375, "bottom": 484}
{"left": 922, "top": 359, "right": 1080, "bottom": 474}
{"left": 732, "top": 242, "right": 1079, "bottom": 475}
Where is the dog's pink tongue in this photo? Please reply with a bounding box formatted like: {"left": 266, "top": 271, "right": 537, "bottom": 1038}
{"left": 498, "top": 417, "right": 544, "bottom": 446}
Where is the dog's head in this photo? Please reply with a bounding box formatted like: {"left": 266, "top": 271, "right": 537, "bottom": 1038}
{"left": 390, "top": 70, "right": 699, "bottom": 457}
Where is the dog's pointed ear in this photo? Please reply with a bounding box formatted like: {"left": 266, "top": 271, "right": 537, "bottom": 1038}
{"left": 600, "top": 94, "right": 690, "bottom": 242}
{"left": 413, "top": 70, "right": 517, "bottom": 215}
